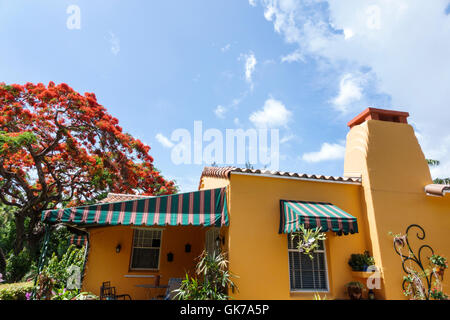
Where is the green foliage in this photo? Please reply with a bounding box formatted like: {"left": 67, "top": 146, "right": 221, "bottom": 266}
{"left": 44, "top": 225, "right": 73, "bottom": 261}
{"left": 426, "top": 159, "right": 450, "bottom": 184}
{"left": 0, "top": 131, "right": 36, "bottom": 154}
{"left": 41, "top": 244, "right": 85, "bottom": 290}
{"left": 426, "top": 159, "right": 440, "bottom": 166}
{"left": 51, "top": 287, "right": 80, "bottom": 300}
{"left": 430, "top": 288, "right": 448, "bottom": 300}
{"left": 5, "top": 248, "right": 32, "bottom": 283}
{"left": 0, "top": 248, "right": 6, "bottom": 277}
{"left": 73, "top": 292, "right": 99, "bottom": 300}
{"left": 345, "top": 281, "right": 366, "bottom": 290}
{"left": 291, "top": 224, "right": 326, "bottom": 260}
{"left": 433, "top": 177, "right": 450, "bottom": 184}
{"left": 0, "top": 205, "right": 16, "bottom": 259}
{"left": 313, "top": 292, "right": 327, "bottom": 300}
{"left": 430, "top": 254, "right": 448, "bottom": 269}
{"left": 0, "top": 281, "right": 34, "bottom": 300}
{"left": 348, "top": 251, "right": 375, "bottom": 271}
{"left": 174, "top": 250, "right": 238, "bottom": 300}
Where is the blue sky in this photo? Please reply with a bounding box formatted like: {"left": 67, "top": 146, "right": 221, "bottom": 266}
{"left": 1, "top": 1, "right": 450, "bottom": 191}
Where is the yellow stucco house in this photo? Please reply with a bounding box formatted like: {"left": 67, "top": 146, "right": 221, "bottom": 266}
{"left": 41, "top": 107, "right": 450, "bottom": 300}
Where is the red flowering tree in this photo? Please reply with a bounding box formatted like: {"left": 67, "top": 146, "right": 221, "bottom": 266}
{"left": 0, "top": 82, "right": 177, "bottom": 255}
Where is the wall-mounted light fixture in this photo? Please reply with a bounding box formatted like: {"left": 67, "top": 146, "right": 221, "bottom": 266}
{"left": 167, "top": 252, "right": 174, "bottom": 262}
{"left": 185, "top": 243, "right": 191, "bottom": 253}
{"left": 116, "top": 244, "right": 121, "bottom": 253}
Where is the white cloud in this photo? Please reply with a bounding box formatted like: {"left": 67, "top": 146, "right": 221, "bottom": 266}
{"left": 249, "top": 98, "right": 292, "bottom": 128}
{"left": 258, "top": 0, "right": 450, "bottom": 177}
{"left": 214, "top": 105, "right": 226, "bottom": 118}
{"left": 343, "top": 28, "right": 354, "bottom": 39}
{"left": 281, "top": 50, "right": 304, "bottom": 63}
{"left": 331, "top": 73, "right": 364, "bottom": 113}
{"left": 280, "top": 134, "right": 295, "bottom": 144}
{"left": 214, "top": 91, "right": 248, "bottom": 119}
{"left": 302, "top": 142, "right": 346, "bottom": 163}
{"left": 109, "top": 32, "right": 120, "bottom": 55}
{"left": 155, "top": 133, "right": 174, "bottom": 148}
{"left": 221, "top": 43, "right": 231, "bottom": 52}
{"left": 249, "top": 0, "right": 257, "bottom": 7}
{"left": 241, "top": 52, "right": 257, "bottom": 89}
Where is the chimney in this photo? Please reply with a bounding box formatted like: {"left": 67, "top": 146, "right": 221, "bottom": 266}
{"left": 347, "top": 107, "right": 410, "bottom": 129}
{"left": 344, "top": 107, "right": 431, "bottom": 188}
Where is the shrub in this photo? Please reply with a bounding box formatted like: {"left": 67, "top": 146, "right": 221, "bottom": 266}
{"left": 0, "top": 281, "right": 34, "bottom": 300}
{"left": 51, "top": 288, "right": 80, "bottom": 300}
{"left": 174, "top": 250, "right": 238, "bottom": 300}
{"left": 5, "top": 248, "right": 32, "bottom": 282}
{"left": 0, "top": 248, "right": 6, "bottom": 276}
{"left": 35, "top": 245, "right": 85, "bottom": 299}
{"left": 41, "top": 244, "right": 85, "bottom": 289}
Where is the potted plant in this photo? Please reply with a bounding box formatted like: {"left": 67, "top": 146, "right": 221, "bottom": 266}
{"left": 429, "top": 254, "right": 448, "bottom": 279}
{"left": 348, "top": 251, "right": 375, "bottom": 272}
{"left": 430, "top": 288, "right": 448, "bottom": 300}
{"left": 402, "top": 272, "right": 426, "bottom": 300}
{"left": 388, "top": 232, "right": 407, "bottom": 247}
{"left": 345, "top": 281, "right": 365, "bottom": 300}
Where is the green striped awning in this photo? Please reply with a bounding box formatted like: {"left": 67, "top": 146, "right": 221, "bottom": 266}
{"left": 42, "top": 188, "right": 228, "bottom": 227}
{"left": 68, "top": 235, "right": 88, "bottom": 247}
{"left": 279, "top": 200, "right": 358, "bottom": 235}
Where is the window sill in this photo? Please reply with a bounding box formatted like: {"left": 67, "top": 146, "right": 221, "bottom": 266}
{"left": 127, "top": 269, "right": 160, "bottom": 273}
{"left": 290, "top": 289, "right": 330, "bottom": 294}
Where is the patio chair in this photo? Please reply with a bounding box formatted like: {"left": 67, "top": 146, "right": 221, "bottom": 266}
{"left": 155, "top": 278, "right": 183, "bottom": 300}
{"left": 100, "top": 281, "right": 132, "bottom": 300}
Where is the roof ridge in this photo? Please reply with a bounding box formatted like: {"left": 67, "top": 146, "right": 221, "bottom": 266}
{"left": 199, "top": 166, "right": 362, "bottom": 187}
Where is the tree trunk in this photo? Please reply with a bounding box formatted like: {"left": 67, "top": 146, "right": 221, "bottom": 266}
{"left": 26, "top": 210, "right": 46, "bottom": 260}
{"left": 13, "top": 214, "right": 25, "bottom": 255}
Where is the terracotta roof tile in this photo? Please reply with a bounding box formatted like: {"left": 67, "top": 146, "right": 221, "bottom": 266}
{"left": 199, "top": 166, "right": 362, "bottom": 189}
{"left": 97, "top": 193, "right": 150, "bottom": 203}
{"left": 424, "top": 184, "right": 450, "bottom": 197}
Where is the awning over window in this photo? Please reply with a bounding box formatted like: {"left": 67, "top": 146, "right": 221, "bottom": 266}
{"left": 42, "top": 188, "right": 229, "bottom": 228}
{"left": 279, "top": 200, "right": 358, "bottom": 235}
{"left": 68, "top": 235, "right": 88, "bottom": 247}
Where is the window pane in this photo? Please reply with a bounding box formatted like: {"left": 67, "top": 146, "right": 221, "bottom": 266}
{"left": 131, "top": 229, "right": 162, "bottom": 269}
{"left": 288, "top": 234, "right": 328, "bottom": 291}
{"left": 131, "top": 248, "right": 159, "bottom": 269}
{"left": 152, "top": 238, "right": 161, "bottom": 247}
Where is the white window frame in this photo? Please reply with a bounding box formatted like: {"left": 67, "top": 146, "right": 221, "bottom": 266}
{"left": 129, "top": 227, "right": 164, "bottom": 271}
{"left": 287, "top": 235, "right": 330, "bottom": 293}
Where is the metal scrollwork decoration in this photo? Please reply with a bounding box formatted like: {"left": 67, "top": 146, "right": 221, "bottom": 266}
{"left": 392, "top": 224, "right": 435, "bottom": 300}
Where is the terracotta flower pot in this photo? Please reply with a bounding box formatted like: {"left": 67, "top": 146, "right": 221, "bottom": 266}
{"left": 347, "top": 286, "right": 363, "bottom": 300}
{"left": 437, "top": 267, "right": 445, "bottom": 279}
{"left": 394, "top": 236, "right": 406, "bottom": 247}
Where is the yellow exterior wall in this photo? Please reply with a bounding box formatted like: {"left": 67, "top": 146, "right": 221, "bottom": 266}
{"left": 82, "top": 225, "right": 207, "bottom": 299}
{"left": 202, "top": 173, "right": 370, "bottom": 300}
{"left": 344, "top": 120, "right": 450, "bottom": 299}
